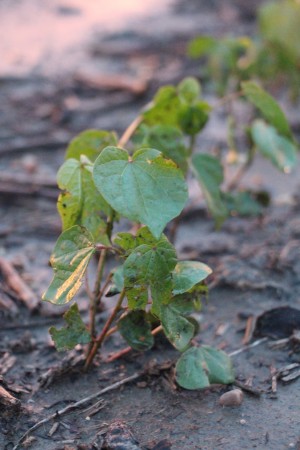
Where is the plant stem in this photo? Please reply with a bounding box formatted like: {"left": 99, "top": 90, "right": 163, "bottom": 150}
{"left": 118, "top": 115, "right": 142, "bottom": 148}
{"left": 88, "top": 205, "right": 115, "bottom": 345}
{"left": 90, "top": 249, "right": 106, "bottom": 335}
{"left": 106, "top": 325, "right": 163, "bottom": 363}
{"left": 188, "top": 134, "right": 196, "bottom": 156}
{"left": 84, "top": 288, "right": 126, "bottom": 370}
{"left": 104, "top": 325, "right": 118, "bottom": 340}
{"left": 226, "top": 146, "right": 255, "bottom": 192}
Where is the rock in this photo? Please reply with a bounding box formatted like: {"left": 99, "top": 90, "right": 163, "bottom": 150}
{"left": 219, "top": 389, "right": 243, "bottom": 407}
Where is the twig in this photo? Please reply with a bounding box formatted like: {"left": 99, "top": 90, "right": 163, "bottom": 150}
{"left": 12, "top": 372, "right": 141, "bottom": 450}
{"left": 233, "top": 379, "right": 261, "bottom": 397}
{"left": 74, "top": 73, "right": 148, "bottom": 95}
{"left": 0, "top": 385, "right": 21, "bottom": 409}
{"left": 270, "top": 366, "right": 277, "bottom": 393}
{"left": 0, "top": 257, "right": 39, "bottom": 310}
{"left": 229, "top": 337, "right": 268, "bottom": 357}
{"left": 242, "top": 315, "right": 255, "bottom": 345}
{"left": 106, "top": 345, "right": 133, "bottom": 363}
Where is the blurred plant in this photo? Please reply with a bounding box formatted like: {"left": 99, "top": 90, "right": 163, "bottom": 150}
{"left": 188, "top": 0, "right": 300, "bottom": 99}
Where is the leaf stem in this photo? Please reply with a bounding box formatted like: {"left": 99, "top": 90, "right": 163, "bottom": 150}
{"left": 118, "top": 115, "right": 142, "bottom": 148}
{"left": 84, "top": 288, "right": 126, "bottom": 370}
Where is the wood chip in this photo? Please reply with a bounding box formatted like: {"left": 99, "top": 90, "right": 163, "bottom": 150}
{"left": 0, "top": 352, "right": 17, "bottom": 375}
{"left": 48, "top": 422, "right": 59, "bottom": 437}
{"left": 0, "top": 257, "right": 39, "bottom": 310}
{"left": 74, "top": 73, "right": 148, "bottom": 95}
{"left": 0, "top": 385, "right": 21, "bottom": 409}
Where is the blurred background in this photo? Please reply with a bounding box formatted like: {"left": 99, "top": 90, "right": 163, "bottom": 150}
{"left": 1, "top": 0, "right": 299, "bottom": 294}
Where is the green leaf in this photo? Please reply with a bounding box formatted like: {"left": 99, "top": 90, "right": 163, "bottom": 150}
{"left": 114, "top": 227, "right": 157, "bottom": 253}
{"left": 222, "top": 191, "right": 264, "bottom": 217}
{"left": 93, "top": 147, "right": 188, "bottom": 238}
{"left": 123, "top": 232, "right": 177, "bottom": 310}
{"left": 66, "top": 130, "right": 118, "bottom": 161}
{"left": 251, "top": 120, "right": 298, "bottom": 173}
{"left": 49, "top": 303, "right": 91, "bottom": 351}
{"left": 178, "top": 102, "right": 210, "bottom": 136}
{"left": 143, "top": 86, "right": 181, "bottom": 127}
{"left": 175, "top": 346, "right": 234, "bottom": 390}
{"left": 118, "top": 310, "right": 154, "bottom": 351}
{"left": 112, "top": 265, "right": 124, "bottom": 291}
{"left": 160, "top": 305, "right": 195, "bottom": 351}
{"left": 169, "top": 294, "right": 201, "bottom": 316}
{"left": 200, "top": 346, "right": 235, "bottom": 385}
{"left": 57, "top": 158, "right": 110, "bottom": 243}
{"left": 43, "top": 226, "right": 95, "bottom": 305}
{"left": 134, "top": 125, "right": 188, "bottom": 173}
{"left": 242, "top": 81, "right": 292, "bottom": 139}
{"left": 172, "top": 261, "right": 212, "bottom": 295}
{"left": 177, "top": 77, "right": 201, "bottom": 103}
{"left": 191, "top": 154, "right": 228, "bottom": 228}
{"left": 187, "top": 36, "right": 217, "bottom": 59}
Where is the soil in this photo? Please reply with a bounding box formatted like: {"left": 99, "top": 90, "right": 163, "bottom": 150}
{"left": 1, "top": 1, "right": 300, "bottom": 449}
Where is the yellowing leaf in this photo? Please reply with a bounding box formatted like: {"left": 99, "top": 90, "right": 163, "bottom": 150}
{"left": 43, "top": 226, "right": 95, "bottom": 305}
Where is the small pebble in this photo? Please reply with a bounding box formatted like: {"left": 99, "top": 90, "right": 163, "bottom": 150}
{"left": 240, "top": 419, "right": 246, "bottom": 425}
{"left": 219, "top": 389, "right": 243, "bottom": 407}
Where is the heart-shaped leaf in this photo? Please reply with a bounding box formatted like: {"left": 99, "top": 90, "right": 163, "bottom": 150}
{"left": 93, "top": 147, "right": 188, "bottom": 238}
{"left": 192, "top": 154, "right": 228, "bottom": 228}
{"left": 172, "top": 261, "right": 212, "bottom": 295}
{"left": 43, "top": 226, "right": 95, "bottom": 305}
{"left": 251, "top": 120, "right": 298, "bottom": 173}
{"left": 49, "top": 303, "right": 91, "bottom": 351}
{"left": 175, "top": 346, "right": 234, "bottom": 390}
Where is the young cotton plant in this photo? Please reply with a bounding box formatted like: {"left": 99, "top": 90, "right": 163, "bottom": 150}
{"left": 43, "top": 126, "right": 234, "bottom": 389}
{"left": 43, "top": 73, "right": 297, "bottom": 389}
